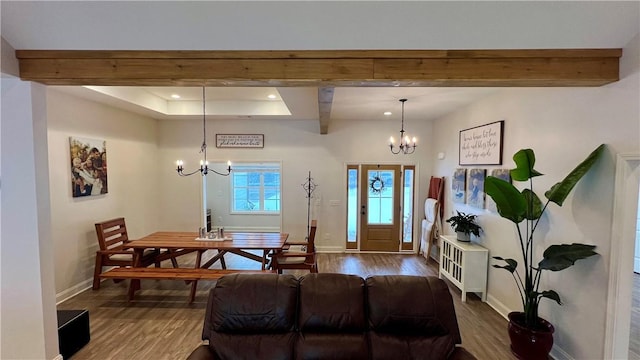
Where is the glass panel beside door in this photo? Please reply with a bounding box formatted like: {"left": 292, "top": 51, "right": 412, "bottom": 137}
{"left": 402, "top": 166, "right": 415, "bottom": 250}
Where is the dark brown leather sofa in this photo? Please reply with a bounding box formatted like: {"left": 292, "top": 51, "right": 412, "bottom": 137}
{"left": 187, "top": 273, "right": 477, "bottom": 360}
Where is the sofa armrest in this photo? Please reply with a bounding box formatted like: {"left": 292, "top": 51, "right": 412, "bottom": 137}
{"left": 450, "top": 346, "right": 478, "bottom": 360}
{"left": 186, "top": 345, "right": 219, "bottom": 360}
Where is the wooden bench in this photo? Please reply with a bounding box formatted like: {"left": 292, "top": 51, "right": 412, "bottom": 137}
{"left": 100, "top": 267, "right": 276, "bottom": 302}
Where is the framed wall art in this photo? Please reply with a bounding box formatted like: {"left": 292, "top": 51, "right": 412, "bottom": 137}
{"left": 452, "top": 168, "right": 467, "bottom": 204}
{"left": 467, "top": 168, "right": 486, "bottom": 209}
{"left": 216, "top": 134, "right": 264, "bottom": 148}
{"left": 459, "top": 120, "right": 504, "bottom": 165}
{"left": 69, "top": 136, "right": 107, "bottom": 197}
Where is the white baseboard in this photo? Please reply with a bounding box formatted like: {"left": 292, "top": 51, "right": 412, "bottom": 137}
{"left": 316, "top": 246, "right": 344, "bottom": 253}
{"left": 485, "top": 294, "right": 511, "bottom": 321}
{"left": 550, "top": 345, "right": 573, "bottom": 360}
{"left": 52, "top": 354, "right": 63, "bottom": 360}
{"left": 56, "top": 278, "right": 93, "bottom": 304}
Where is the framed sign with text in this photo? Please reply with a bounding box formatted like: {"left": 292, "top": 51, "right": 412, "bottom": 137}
{"left": 459, "top": 120, "right": 504, "bottom": 165}
{"left": 216, "top": 134, "right": 264, "bottom": 148}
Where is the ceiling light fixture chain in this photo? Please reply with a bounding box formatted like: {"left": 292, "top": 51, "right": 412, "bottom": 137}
{"left": 389, "top": 98, "right": 417, "bottom": 155}
{"left": 201, "top": 86, "right": 207, "bottom": 159}
{"left": 176, "top": 86, "right": 232, "bottom": 177}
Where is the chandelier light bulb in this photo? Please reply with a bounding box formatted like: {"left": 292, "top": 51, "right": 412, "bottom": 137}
{"left": 389, "top": 136, "right": 395, "bottom": 144}
{"left": 412, "top": 137, "right": 417, "bottom": 144}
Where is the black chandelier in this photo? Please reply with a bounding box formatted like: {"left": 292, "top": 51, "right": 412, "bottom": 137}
{"left": 389, "top": 98, "right": 417, "bottom": 155}
{"left": 176, "top": 87, "right": 232, "bottom": 177}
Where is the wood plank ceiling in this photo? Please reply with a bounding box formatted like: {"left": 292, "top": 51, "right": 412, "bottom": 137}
{"left": 15, "top": 49, "right": 622, "bottom": 133}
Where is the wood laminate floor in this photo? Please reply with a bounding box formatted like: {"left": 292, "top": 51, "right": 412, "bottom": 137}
{"left": 59, "top": 252, "right": 516, "bottom": 360}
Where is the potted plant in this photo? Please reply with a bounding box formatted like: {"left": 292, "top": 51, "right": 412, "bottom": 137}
{"left": 445, "top": 211, "right": 482, "bottom": 242}
{"left": 485, "top": 144, "right": 604, "bottom": 360}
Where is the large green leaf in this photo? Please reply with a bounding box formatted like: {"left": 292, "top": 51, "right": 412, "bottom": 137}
{"left": 485, "top": 177, "right": 526, "bottom": 223}
{"left": 536, "top": 290, "right": 562, "bottom": 305}
{"left": 522, "top": 189, "right": 543, "bottom": 220}
{"left": 545, "top": 144, "right": 605, "bottom": 206}
{"left": 538, "top": 243, "right": 598, "bottom": 271}
{"left": 493, "top": 256, "right": 517, "bottom": 273}
{"left": 510, "top": 149, "right": 543, "bottom": 181}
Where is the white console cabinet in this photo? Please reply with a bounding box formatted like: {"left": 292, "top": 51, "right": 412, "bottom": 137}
{"left": 438, "top": 235, "right": 488, "bottom": 302}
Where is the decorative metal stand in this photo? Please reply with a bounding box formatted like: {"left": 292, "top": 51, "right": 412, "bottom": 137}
{"left": 301, "top": 171, "right": 318, "bottom": 240}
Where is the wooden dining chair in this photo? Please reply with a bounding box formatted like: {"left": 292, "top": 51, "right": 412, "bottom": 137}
{"left": 92, "top": 217, "right": 163, "bottom": 290}
{"left": 271, "top": 220, "right": 318, "bottom": 274}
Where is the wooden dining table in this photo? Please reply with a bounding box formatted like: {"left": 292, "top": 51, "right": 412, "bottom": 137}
{"left": 127, "top": 231, "right": 289, "bottom": 269}
{"left": 121, "top": 231, "right": 288, "bottom": 300}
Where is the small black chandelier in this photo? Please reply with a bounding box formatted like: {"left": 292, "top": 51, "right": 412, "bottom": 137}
{"left": 175, "top": 87, "right": 232, "bottom": 177}
{"left": 389, "top": 98, "right": 417, "bottom": 155}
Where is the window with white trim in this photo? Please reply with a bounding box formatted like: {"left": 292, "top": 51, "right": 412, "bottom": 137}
{"left": 231, "top": 163, "right": 281, "bottom": 213}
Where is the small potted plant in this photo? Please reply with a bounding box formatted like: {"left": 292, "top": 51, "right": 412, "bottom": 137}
{"left": 445, "top": 211, "right": 481, "bottom": 242}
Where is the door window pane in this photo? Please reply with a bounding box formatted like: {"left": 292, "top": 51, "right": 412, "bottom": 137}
{"left": 368, "top": 196, "right": 381, "bottom": 223}
{"left": 380, "top": 198, "right": 393, "bottom": 223}
{"left": 367, "top": 170, "right": 394, "bottom": 225}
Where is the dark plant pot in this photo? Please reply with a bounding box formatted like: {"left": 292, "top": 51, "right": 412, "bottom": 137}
{"left": 456, "top": 231, "right": 471, "bottom": 242}
{"left": 508, "top": 312, "right": 555, "bottom": 360}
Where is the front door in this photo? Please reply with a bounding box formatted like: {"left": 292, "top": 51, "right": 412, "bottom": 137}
{"left": 360, "top": 165, "right": 401, "bottom": 251}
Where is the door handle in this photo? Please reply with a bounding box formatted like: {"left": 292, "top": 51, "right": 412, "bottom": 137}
{"left": 361, "top": 205, "right": 366, "bottom": 215}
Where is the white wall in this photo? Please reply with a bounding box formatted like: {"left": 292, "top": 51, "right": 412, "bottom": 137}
{"left": 157, "top": 116, "right": 435, "bottom": 251}
{"left": 1, "top": 80, "right": 58, "bottom": 360}
{"left": 46, "top": 89, "right": 161, "bottom": 300}
{"left": 431, "top": 35, "right": 640, "bottom": 360}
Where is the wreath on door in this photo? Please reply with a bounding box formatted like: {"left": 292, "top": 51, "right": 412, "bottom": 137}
{"left": 369, "top": 175, "right": 385, "bottom": 194}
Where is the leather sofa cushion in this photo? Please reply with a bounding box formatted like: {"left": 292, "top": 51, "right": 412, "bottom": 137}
{"left": 298, "top": 273, "right": 366, "bottom": 332}
{"left": 366, "top": 276, "right": 461, "bottom": 359}
{"left": 369, "top": 332, "right": 456, "bottom": 360}
{"left": 211, "top": 333, "right": 295, "bottom": 360}
{"left": 366, "top": 275, "right": 461, "bottom": 342}
{"left": 209, "top": 273, "right": 298, "bottom": 333}
{"left": 295, "top": 333, "right": 369, "bottom": 360}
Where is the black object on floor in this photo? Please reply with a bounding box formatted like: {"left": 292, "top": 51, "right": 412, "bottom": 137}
{"left": 57, "top": 309, "right": 90, "bottom": 359}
